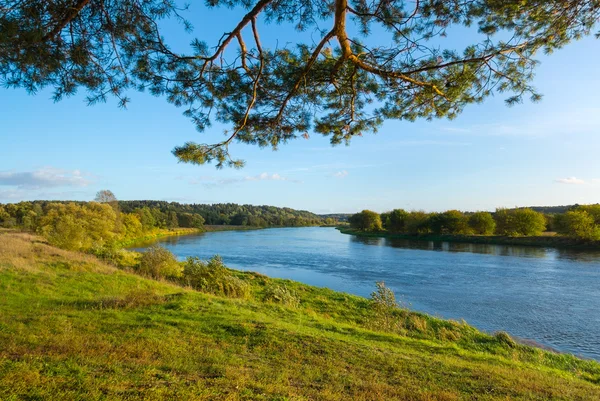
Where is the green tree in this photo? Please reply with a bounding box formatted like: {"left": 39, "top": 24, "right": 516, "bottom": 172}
{"left": 405, "top": 211, "right": 431, "bottom": 235}
{"left": 178, "top": 213, "right": 205, "bottom": 229}
{"left": 167, "top": 211, "right": 179, "bottom": 229}
{"left": 349, "top": 210, "right": 383, "bottom": 232}
{"left": 468, "top": 212, "right": 496, "bottom": 235}
{"left": 38, "top": 202, "right": 117, "bottom": 250}
{"left": 387, "top": 209, "right": 409, "bottom": 233}
{"left": 557, "top": 210, "right": 600, "bottom": 240}
{"left": 494, "top": 209, "right": 514, "bottom": 236}
{"left": 428, "top": 210, "right": 471, "bottom": 235}
{"left": 0, "top": 205, "right": 9, "bottom": 226}
{"left": 494, "top": 208, "right": 546, "bottom": 237}
{"left": 512, "top": 208, "right": 547, "bottom": 236}
{"left": 136, "top": 207, "right": 156, "bottom": 232}
{"left": 3, "top": 1, "right": 598, "bottom": 167}
{"left": 576, "top": 205, "right": 600, "bottom": 225}
{"left": 122, "top": 213, "right": 143, "bottom": 239}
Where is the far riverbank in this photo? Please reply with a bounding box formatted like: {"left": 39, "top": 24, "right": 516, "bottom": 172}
{"left": 338, "top": 227, "right": 600, "bottom": 250}
{"left": 121, "top": 225, "right": 265, "bottom": 248}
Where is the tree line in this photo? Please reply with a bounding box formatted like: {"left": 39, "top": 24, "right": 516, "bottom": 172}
{"left": 118, "top": 200, "right": 327, "bottom": 227}
{"left": 349, "top": 205, "right": 600, "bottom": 241}
{"left": 0, "top": 196, "right": 330, "bottom": 253}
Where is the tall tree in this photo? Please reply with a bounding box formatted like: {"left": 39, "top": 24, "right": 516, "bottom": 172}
{"left": 94, "top": 190, "right": 117, "bottom": 204}
{"left": 2, "top": 1, "right": 599, "bottom": 167}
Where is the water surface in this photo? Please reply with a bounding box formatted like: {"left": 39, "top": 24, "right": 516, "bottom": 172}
{"left": 133, "top": 227, "right": 600, "bottom": 360}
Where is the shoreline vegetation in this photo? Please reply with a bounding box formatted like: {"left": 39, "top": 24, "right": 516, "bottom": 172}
{"left": 120, "top": 225, "right": 266, "bottom": 248}
{"left": 1, "top": 229, "right": 600, "bottom": 400}
{"left": 345, "top": 205, "right": 600, "bottom": 250}
{"left": 338, "top": 227, "right": 600, "bottom": 250}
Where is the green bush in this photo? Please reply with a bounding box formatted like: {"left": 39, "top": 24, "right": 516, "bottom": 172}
{"left": 137, "top": 245, "right": 182, "bottom": 279}
{"left": 263, "top": 284, "right": 300, "bottom": 308}
{"left": 183, "top": 255, "right": 249, "bottom": 298}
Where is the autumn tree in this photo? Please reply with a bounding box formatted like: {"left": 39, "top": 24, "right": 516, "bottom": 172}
{"left": 2, "top": 1, "right": 599, "bottom": 167}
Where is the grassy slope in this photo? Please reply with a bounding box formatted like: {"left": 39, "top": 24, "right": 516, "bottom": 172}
{"left": 1, "top": 231, "right": 600, "bottom": 400}
{"left": 338, "top": 227, "right": 600, "bottom": 250}
{"left": 117, "top": 225, "right": 263, "bottom": 248}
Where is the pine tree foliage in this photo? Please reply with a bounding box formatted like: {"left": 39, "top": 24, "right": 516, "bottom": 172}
{"left": 2, "top": 0, "right": 599, "bottom": 166}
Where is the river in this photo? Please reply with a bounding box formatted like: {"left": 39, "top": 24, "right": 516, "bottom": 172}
{"left": 132, "top": 227, "right": 600, "bottom": 360}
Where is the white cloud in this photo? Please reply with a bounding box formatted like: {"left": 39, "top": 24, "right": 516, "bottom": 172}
{"left": 555, "top": 177, "right": 586, "bottom": 185}
{"left": 190, "top": 172, "right": 302, "bottom": 188}
{"left": 0, "top": 167, "right": 92, "bottom": 189}
{"left": 0, "top": 188, "right": 26, "bottom": 200}
{"left": 332, "top": 170, "right": 348, "bottom": 178}
{"left": 246, "top": 172, "right": 287, "bottom": 182}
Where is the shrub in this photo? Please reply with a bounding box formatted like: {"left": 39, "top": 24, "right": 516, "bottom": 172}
{"left": 91, "top": 245, "right": 141, "bottom": 268}
{"left": 369, "top": 281, "right": 404, "bottom": 331}
{"left": 137, "top": 245, "right": 182, "bottom": 279}
{"left": 263, "top": 283, "right": 300, "bottom": 308}
{"left": 97, "top": 289, "right": 166, "bottom": 309}
{"left": 183, "top": 255, "right": 249, "bottom": 298}
{"left": 494, "top": 331, "right": 517, "bottom": 348}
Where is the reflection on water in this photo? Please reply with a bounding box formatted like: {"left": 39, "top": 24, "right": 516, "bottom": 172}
{"left": 346, "top": 235, "right": 600, "bottom": 262}
{"left": 133, "top": 227, "right": 600, "bottom": 360}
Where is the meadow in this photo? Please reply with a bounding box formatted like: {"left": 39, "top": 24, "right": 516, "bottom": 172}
{"left": 1, "top": 230, "right": 600, "bottom": 400}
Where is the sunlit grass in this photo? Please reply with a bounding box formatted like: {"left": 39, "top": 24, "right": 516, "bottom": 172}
{"left": 1, "top": 230, "right": 599, "bottom": 400}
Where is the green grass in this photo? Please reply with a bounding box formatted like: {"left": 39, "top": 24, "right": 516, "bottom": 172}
{"left": 1, "top": 231, "right": 600, "bottom": 400}
{"left": 338, "top": 227, "right": 600, "bottom": 250}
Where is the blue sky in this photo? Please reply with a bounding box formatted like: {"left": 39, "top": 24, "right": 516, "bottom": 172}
{"left": 1, "top": 5, "right": 600, "bottom": 214}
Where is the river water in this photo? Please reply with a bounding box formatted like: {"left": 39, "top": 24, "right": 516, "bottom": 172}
{"left": 132, "top": 227, "right": 600, "bottom": 360}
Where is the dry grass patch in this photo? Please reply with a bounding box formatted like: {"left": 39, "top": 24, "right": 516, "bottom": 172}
{"left": 0, "top": 230, "right": 115, "bottom": 274}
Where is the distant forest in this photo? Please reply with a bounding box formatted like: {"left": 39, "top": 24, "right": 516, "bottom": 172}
{"left": 0, "top": 200, "right": 332, "bottom": 232}
{"left": 117, "top": 201, "right": 330, "bottom": 227}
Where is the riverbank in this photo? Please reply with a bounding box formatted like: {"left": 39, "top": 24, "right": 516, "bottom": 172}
{"left": 119, "top": 225, "right": 265, "bottom": 248}
{"left": 1, "top": 230, "right": 599, "bottom": 399}
{"left": 338, "top": 227, "right": 600, "bottom": 250}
